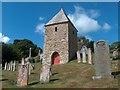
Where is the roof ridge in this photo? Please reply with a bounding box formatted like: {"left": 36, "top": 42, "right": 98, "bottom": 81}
{"left": 46, "top": 8, "right": 70, "bottom": 26}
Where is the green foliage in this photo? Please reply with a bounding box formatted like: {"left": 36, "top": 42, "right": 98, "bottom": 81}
{"left": 2, "top": 43, "right": 18, "bottom": 62}
{"left": 77, "top": 36, "right": 89, "bottom": 45}
{"left": 86, "top": 41, "right": 94, "bottom": 52}
{"left": 77, "top": 36, "right": 94, "bottom": 52}
{"left": 110, "top": 41, "right": 120, "bottom": 53}
{"left": 13, "top": 39, "right": 42, "bottom": 59}
{"left": 112, "top": 55, "right": 120, "bottom": 60}
{"left": 2, "top": 39, "right": 42, "bottom": 63}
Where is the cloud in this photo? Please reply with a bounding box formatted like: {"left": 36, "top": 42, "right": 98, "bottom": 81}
{"left": 35, "top": 23, "right": 45, "bottom": 33}
{"left": 0, "top": 33, "right": 10, "bottom": 43}
{"left": 39, "top": 17, "right": 44, "bottom": 21}
{"left": 68, "top": 6, "right": 101, "bottom": 35}
{"left": 103, "top": 23, "right": 111, "bottom": 30}
{"left": 88, "top": 9, "right": 100, "bottom": 18}
{"left": 85, "top": 36, "right": 92, "bottom": 41}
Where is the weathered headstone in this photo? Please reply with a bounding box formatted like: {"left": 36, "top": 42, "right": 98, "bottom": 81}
{"left": 88, "top": 48, "right": 92, "bottom": 64}
{"left": 38, "top": 49, "right": 41, "bottom": 56}
{"left": 8, "top": 63, "right": 11, "bottom": 71}
{"left": 40, "top": 61, "right": 51, "bottom": 83}
{"left": 6, "top": 63, "right": 8, "bottom": 70}
{"left": 0, "top": 64, "right": 2, "bottom": 70}
{"left": 21, "top": 58, "right": 25, "bottom": 65}
{"left": 4, "top": 62, "right": 7, "bottom": 70}
{"left": 76, "top": 50, "right": 81, "bottom": 63}
{"left": 28, "top": 62, "right": 31, "bottom": 75}
{"left": 29, "top": 48, "right": 31, "bottom": 58}
{"left": 10, "top": 61, "right": 13, "bottom": 71}
{"left": 17, "top": 58, "right": 29, "bottom": 86}
{"left": 82, "top": 48, "right": 86, "bottom": 63}
{"left": 13, "top": 60, "right": 16, "bottom": 71}
{"left": 93, "top": 40, "right": 112, "bottom": 79}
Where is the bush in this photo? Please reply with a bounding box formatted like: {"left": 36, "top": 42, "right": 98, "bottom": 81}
{"left": 113, "top": 55, "right": 120, "bottom": 60}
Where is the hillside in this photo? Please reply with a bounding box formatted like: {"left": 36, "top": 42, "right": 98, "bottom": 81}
{"left": 1, "top": 60, "right": 119, "bottom": 88}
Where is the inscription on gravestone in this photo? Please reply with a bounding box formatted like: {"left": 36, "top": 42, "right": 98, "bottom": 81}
{"left": 93, "top": 40, "right": 112, "bottom": 79}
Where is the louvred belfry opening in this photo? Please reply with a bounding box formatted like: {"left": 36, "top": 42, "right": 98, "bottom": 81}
{"left": 52, "top": 52, "right": 60, "bottom": 65}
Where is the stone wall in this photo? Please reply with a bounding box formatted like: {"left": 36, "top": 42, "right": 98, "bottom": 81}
{"left": 44, "top": 22, "right": 69, "bottom": 64}
{"left": 68, "top": 22, "right": 77, "bottom": 60}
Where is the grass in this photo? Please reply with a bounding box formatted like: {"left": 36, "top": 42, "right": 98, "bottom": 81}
{"left": 1, "top": 59, "right": 120, "bottom": 88}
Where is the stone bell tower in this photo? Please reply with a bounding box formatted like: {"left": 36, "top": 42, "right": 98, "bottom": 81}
{"left": 44, "top": 8, "right": 78, "bottom": 64}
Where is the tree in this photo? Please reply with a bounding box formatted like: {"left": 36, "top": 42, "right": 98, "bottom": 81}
{"left": 13, "top": 39, "right": 42, "bottom": 58}
{"left": 86, "top": 41, "right": 94, "bottom": 52}
{"left": 110, "top": 41, "right": 120, "bottom": 53}
{"left": 2, "top": 43, "right": 18, "bottom": 63}
{"left": 77, "top": 36, "right": 94, "bottom": 52}
{"left": 77, "top": 36, "right": 89, "bottom": 45}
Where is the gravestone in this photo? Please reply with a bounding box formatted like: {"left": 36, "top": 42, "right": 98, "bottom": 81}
{"left": 93, "top": 40, "right": 112, "bottom": 79}
{"left": 82, "top": 48, "right": 86, "bottom": 63}
{"left": 29, "top": 48, "right": 31, "bottom": 58}
{"left": 40, "top": 61, "right": 51, "bottom": 83}
{"left": 8, "top": 63, "right": 11, "bottom": 71}
{"left": 17, "top": 58, "right": 29, "bottom": 86}
{"left": 0, "top": 64, "right": 2, "bottom": 70}
{"left": 13, "top": 60, "right": 16, "bottom": 71}
{"left": 10, "top": 61, "right": 13, "bottom": 71}
{"left": 21, "top": 58, "right": 25, "bottom": 65}
{"left": 4, "top": 62, "right": 7, "bottom": 70}
{"left": 88, "top": 48, "right": 92, "bottom": 64}
{"left": 38, "top": 49, "right": 41, "bottom": 56}
{"left": 76, "top": 50, "right": 81, "bottom": 63}
{"left": 27, "top": 62, "right": 34, "bottom": 75}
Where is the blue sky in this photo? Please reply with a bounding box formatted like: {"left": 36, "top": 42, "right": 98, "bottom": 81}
{"left": 2, "top": 2, "right": 118, "bottom": 49}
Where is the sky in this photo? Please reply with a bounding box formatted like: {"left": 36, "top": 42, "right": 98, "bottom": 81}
{"left": 1, "top": 2, "right": 118, "bottom": 49}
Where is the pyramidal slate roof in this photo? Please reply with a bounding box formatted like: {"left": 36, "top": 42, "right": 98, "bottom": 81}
{"left": 46, "top": 8, "right": 70, "bottom": 26}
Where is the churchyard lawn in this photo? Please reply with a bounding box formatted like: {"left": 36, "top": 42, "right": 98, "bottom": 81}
{"left": 1, "top": 59, "right": 120, "bottom": 88}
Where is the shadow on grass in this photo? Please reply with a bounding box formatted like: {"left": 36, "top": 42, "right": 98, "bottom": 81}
{"left": 50, "top": 79, "right": 59, "bottom": 82}
{"left": 112, "top": 71, "right": 120, "bottom": 78}
{"left": 0, "top": 79, "right": 8, "bottom": 81}
{"left": 112, "top": 71, "right": 120, "bottom": 75}
{"left": 52, "top": 73, "right": 58, "bottom": 76}
{"left": 31, "top": 72, "right": 37, "bottom": 75}
{"left": 28, "top": 81, "right": 39, "bottom": 85}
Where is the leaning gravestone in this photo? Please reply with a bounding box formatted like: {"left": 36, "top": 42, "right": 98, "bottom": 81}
{"left": 17, "top": 58, "right": 29, "bottom": 86}
{"left": 93, "top": 40, "right": 112, "bottom": 79}
{"left": 40, "top": 60, "right": 51, "bottom": 83}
